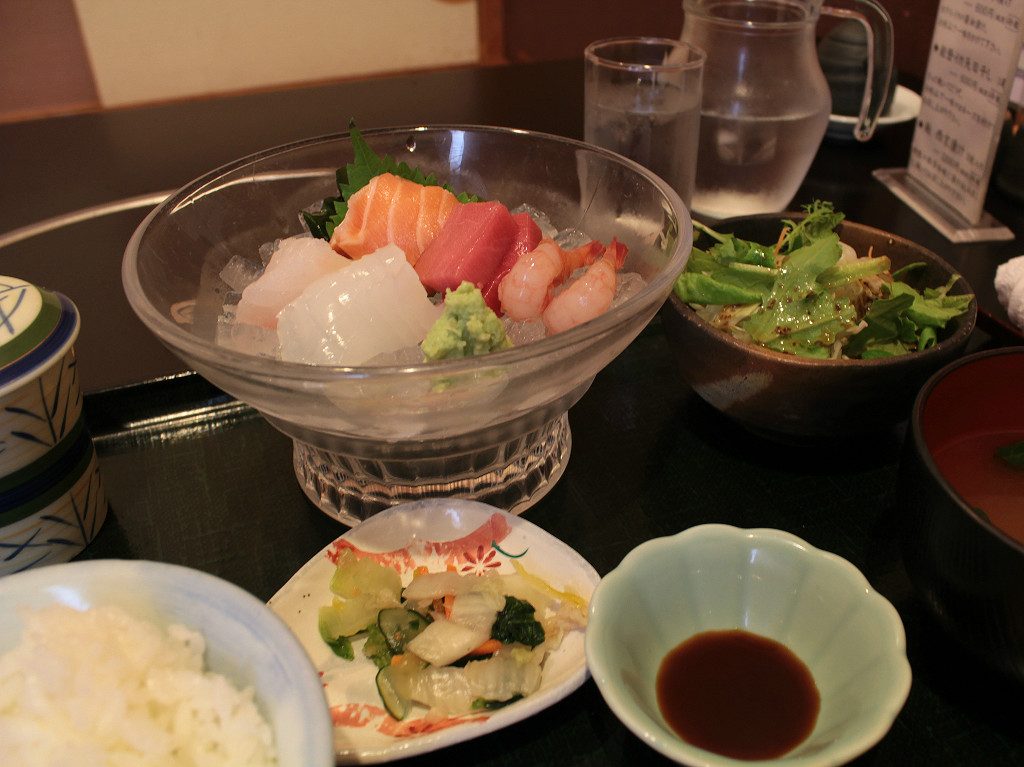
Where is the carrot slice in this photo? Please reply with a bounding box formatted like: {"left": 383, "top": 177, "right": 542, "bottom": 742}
{"left": 468, "top": 638, "right": 503, "bottom": 656}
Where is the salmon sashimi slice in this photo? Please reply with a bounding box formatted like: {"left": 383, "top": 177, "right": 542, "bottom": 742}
{"left": 416, "top": 184, "right": 457, "bottom": 255}
{"left": 330, "top": 173, "right": 459, "bottom": 265}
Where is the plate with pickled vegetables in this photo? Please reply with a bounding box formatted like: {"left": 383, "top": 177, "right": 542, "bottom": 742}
{"left": 268, "top": 499, "right": 599, "bottom": 763}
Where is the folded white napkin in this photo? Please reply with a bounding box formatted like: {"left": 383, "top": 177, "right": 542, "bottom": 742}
{"left": 995, "top": 254, "right": 1024, "bottom": 331}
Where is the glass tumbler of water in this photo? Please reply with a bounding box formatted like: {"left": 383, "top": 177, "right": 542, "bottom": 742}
{"left": 584, "top": 37, "right": 705, "bottom": 208}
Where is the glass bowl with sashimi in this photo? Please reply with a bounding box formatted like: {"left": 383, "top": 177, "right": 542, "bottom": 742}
{"left": 123, "top": 126, "right": 692, "bottom": 524}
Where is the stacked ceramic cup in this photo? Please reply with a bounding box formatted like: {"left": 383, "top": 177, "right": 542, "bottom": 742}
{"left": 0, "top": 276, "right": 106, "bottom": 575}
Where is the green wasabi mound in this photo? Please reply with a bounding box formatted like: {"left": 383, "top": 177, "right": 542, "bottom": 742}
{"left": 421, "top": 282, "right": 513, "bottom": 360}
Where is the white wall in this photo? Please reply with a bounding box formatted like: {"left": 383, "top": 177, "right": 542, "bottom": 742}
{"left": 73, "top": 0, "right": 480, "bottom": 108}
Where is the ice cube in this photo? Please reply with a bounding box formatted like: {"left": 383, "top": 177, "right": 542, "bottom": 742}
{"left": 364, "top": 344, "right": 428, "bottom": 366}
{"left": 554, "top": 228, "right": 591, "bottom": 250}
{"left": 220, "top": 255, "right": 263, "bottom": 293}
{"left": 510, "top": 203, "right": 558, "bottom": 240}
{"left": 504, "top": 317, "right": 547, "bottom": 346}
{"left": 216, "top": 315, "right": 281, "bottom": 357}
{"left": 612, "top": 272, "right": 647, "bottom": 307}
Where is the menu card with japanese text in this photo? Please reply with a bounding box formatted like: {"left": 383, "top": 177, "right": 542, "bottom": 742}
{"left": 874, "top": 0, "right": 1023, "bottom": 241}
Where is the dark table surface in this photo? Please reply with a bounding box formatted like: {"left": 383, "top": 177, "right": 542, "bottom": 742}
{"left": 2, "top": 59, "right": 1022, "bottom": 765}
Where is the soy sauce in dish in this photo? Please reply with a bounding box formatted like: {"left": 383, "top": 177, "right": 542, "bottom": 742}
{"left": 656, "top": 629, "right": 820, "bottom": 760}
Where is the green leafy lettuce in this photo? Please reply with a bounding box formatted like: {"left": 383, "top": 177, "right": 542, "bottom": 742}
{"left": 844, "top": 273, "right": 972, "bottom": 358}
{"left": 673, "top": 200, "right": 974, "bottom": 359}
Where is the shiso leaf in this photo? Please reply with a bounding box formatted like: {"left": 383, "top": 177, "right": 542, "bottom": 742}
{"left": 304, "top": 123, "right": 481, "bottom": 240}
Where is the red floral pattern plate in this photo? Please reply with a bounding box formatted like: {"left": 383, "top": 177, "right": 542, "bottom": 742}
{"left": 268, "top": 499, "right": 600, "bottom": 764}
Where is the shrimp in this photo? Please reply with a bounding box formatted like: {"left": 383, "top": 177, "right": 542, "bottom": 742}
{"left": 541, "top": 240, "right": 628, "bottom": 334}
{"left": 497, "top": 239, "right": 604, "bottom": 320}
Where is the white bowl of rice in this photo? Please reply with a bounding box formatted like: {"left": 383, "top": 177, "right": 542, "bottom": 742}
{"left": 0, "top": 559, "right": 334, "bottom": 767}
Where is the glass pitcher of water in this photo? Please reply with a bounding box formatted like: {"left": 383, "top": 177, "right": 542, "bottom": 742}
{"left": 681, "top": 0, "right": 893, "bottom": 218}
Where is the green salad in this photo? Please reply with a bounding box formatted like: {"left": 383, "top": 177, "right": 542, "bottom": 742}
{"left": 673, "top": 201, "right": 974, "bottom": 359}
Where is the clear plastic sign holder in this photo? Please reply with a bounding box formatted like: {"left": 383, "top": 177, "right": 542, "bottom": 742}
{"left": 872, "top": 167, "right": 1014, "bottom": 242}
{"left": 874, "top": 0, "right": 1024, "bottom": 243}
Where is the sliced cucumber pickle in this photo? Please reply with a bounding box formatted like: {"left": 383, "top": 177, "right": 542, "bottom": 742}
{"left": 378, "top": 607, "right": 430, "bottom": 653}
{"left": 318, "top": 604, "right": 344, "bottom": 641}
{"left": 376, "top": 666, "right": 411, "bottom": 720}
{"left": 362, "top": 624, "right": 393, "bottom": 669}
{"left": 318, "top": 605, "right": 355, "bottom": 659}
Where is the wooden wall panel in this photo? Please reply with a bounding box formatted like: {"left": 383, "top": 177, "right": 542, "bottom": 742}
{"left": 496, "top": 0, "right": 940, "bottom": 82}
{"left": 0, "top": 0, "right": 945, "bottom": 126}
{"left": 0, "top": 0, "right": 99, "bottom": 123}
{"left": 500, "top": 0, "right": 684, "bottom": 63}
{"left": 887, "top": 0, "right": 942, "bottom": 82}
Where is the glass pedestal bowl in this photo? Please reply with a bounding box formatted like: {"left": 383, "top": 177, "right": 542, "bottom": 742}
{"left": 122, "top": 126, "right": 690, "bottom": 525}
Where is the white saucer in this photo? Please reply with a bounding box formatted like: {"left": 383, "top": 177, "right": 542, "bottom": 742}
{"left": 268, "top": 499, "right": 599, "bottom": 764}
{"left": 826, "top": 85, "right": 921, "bottom": 141}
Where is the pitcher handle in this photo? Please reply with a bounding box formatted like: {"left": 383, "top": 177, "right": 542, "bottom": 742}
{"left": 822, "top": 0, "right": 895, "bottom": 141}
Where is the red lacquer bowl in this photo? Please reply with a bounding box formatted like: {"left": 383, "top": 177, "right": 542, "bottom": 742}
{"left": 899, "top": 347, "right": 1024, "bottom": 684}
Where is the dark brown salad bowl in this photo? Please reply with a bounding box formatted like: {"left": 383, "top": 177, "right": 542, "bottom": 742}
{"left": 660, "top": 213, "right": 977, "bottom": 442}
{"left": 898, "top": 347, "right": 1024, "bottom": 685}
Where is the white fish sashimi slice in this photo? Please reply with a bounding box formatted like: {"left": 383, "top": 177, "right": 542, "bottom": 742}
{"left": 277, "top": 244, "right": 442, "bottom": 366}
{"left": 235, "top": 235, "right": 349, "bottom": 329}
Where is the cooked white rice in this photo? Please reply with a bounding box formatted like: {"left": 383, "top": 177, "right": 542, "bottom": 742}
{"left": 0, "top": 604, "right": 277, "bottom": 767}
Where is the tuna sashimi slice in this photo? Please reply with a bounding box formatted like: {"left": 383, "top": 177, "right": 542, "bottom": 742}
{"left": 414, "top": 201, "right": 517, "bottom": 295}
{"left": 482, "top": 212, "right": 543, "bottom": 313}
{"left": 330, "top": 173, "right": 458, "bottom": 265}
{"left": 234, "top": 236, "right": 350, "bottom": 329}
